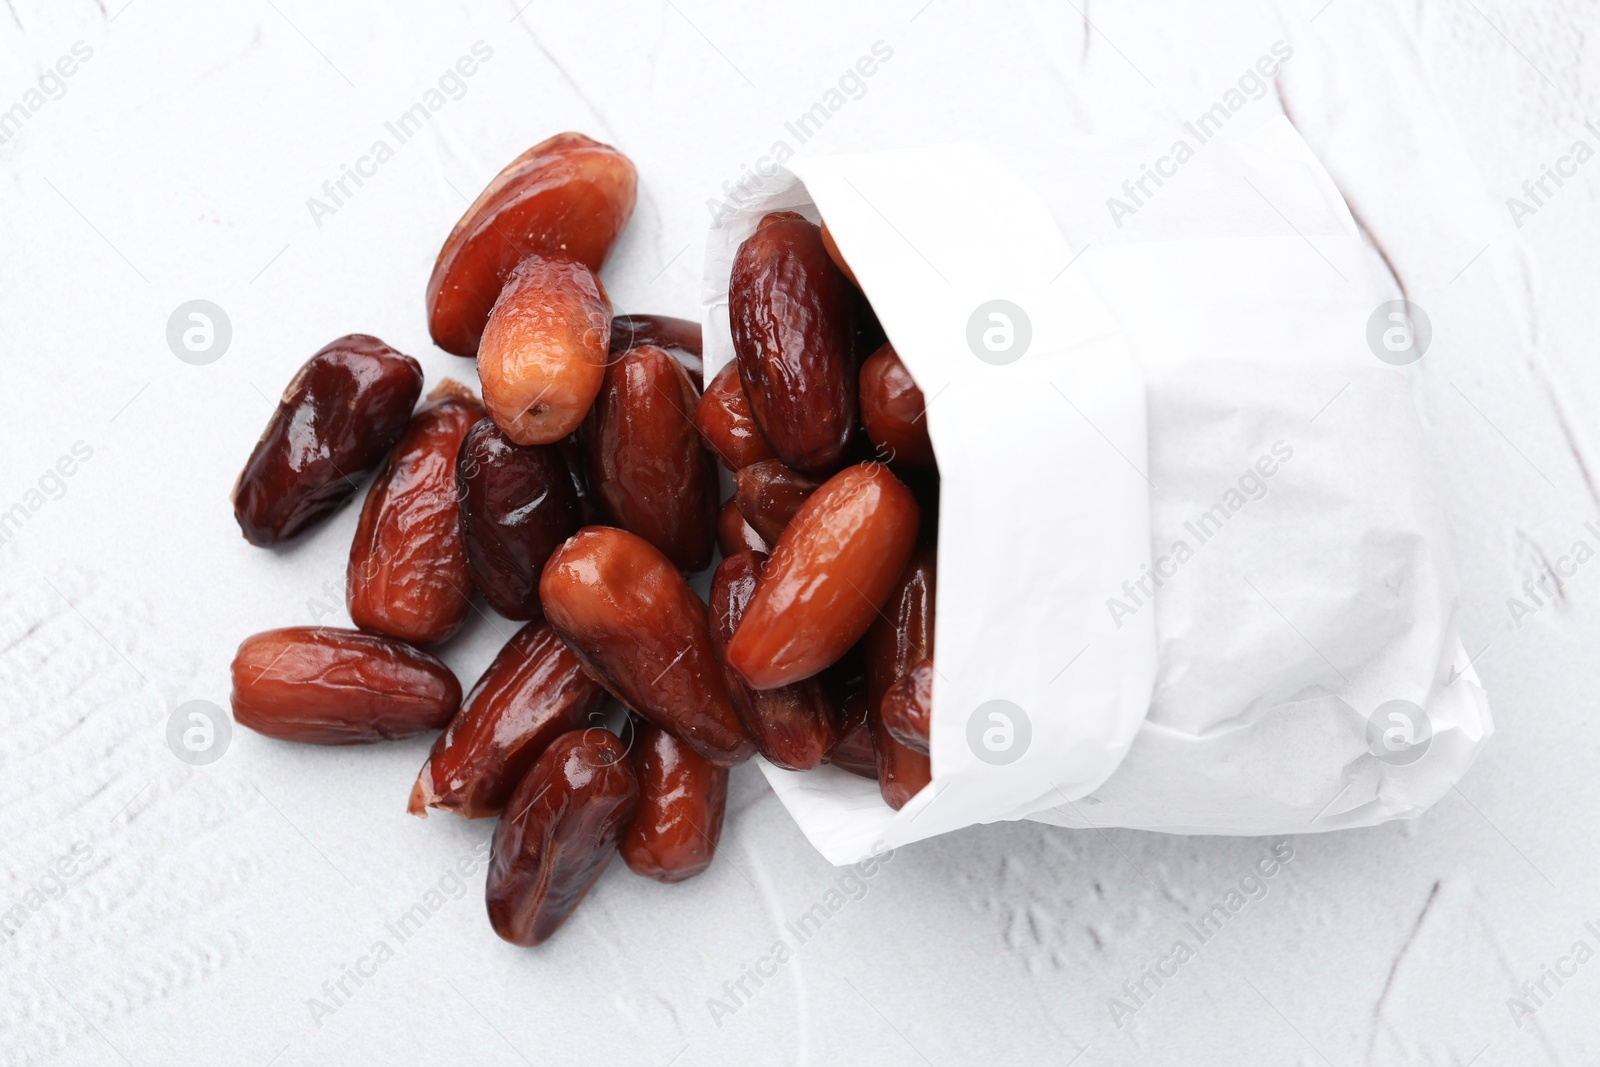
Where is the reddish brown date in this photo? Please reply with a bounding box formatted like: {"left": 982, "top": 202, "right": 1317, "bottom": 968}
{"left": 860, "top": 342, "right": 936, "bottom": 468}
{"left": 348, "top": 382, "right": 484, "bottom": 645}
{"left": 456, "top": 418, "right": 580, "bottom": 620}
{"left": 710, "top": 552, "right": 838, "bottom": 770}
{"left": 729, "top": 214, "right": 858, "bottom": 472}
{"left": 540, "top": 527, "right": 753, "bottom": 765}
{"left": 409, "top": 621, "right": 606, "bottom": 819}
{"left": 695, "top": 362, "right": 777, "bottom": 471}
{"left": 733, "top": 460, "right": 824, "bottom": 547}
{"left": 716, "top": 500, "right": 769, "bottom": 557}
{"left": 870, "top": 700, "right": 932, "bottom": 810}
{"left": 478, "top": 254, "right": 611, "bottom": 446}
{"left": 865, "top": 545, "right": 938, "bottom": 717}
{"left": 231, "top": 627, "right": 461, "bottom": 744}
{"left": 620, "top": 722, "right": 729, "bottom": 882}
{"left": 232, "top": 335, "right": 422, "bottom": 546}
{"left": 557, "top": 433, "right": 609, "bottom": 527}
{"left": 428, "top": 132, "right": 636, "bottom": 357}
{"left": 586, "top": 345, "right": 717, "bottom": 573}
{"left": 726, "top": 464, "right": 920, "bottom": 689}
{"left": 486, "top": 729, "right": 638, "bottom": 946}
{"left": 880, "top": 659, "right": 932, "bottom": 755}
{"left": 824, "top": 685, "right": 878, "bottom": 779}
{"left": 610, "top": 314, "right": 703, "bottom": 389}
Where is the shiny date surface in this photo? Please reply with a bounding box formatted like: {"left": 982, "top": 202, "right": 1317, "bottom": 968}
{"left": 716, "top": 500, "right": 770, "bottom": 558}
{"left": 231, "top": 627, "right": 461, "bottom": 744}
{"left": 695, "top": 362, "right": 777, "bottom": 471}
{"left": 540, "top": 527, "right": 753, "bottom": 765}
{"left": 486, "top": 729, "right": 637, "bottom": 946}
{"left": 409, "top": 621, "right": 606, "bottom": 819}
{"left": 609, "top": 314, "right": 703, "bottom": 389}
{"left": 732, "top": 459, "right": 824, "bottom": 547}
{"left": 427, "top": 132, "right": 636, "bottom": 357}
{"left": 860, "top": 342, "right": 936, "bottom": 468}
{"left": 880, "top": 658, "right": 932, "bottom": 755}
{"left": 348, "top": 382, "right": 484, "bottom": 646}
{"left": 232, "top": 335, "right": 422, "bottom": 546}
{"left": 620, "top": 722, "right": 729, "bottom": 882}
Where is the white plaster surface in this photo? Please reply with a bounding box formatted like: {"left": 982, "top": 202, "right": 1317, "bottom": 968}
{"left": 3, "top": 1, "right": 1599, "bottom": 1064}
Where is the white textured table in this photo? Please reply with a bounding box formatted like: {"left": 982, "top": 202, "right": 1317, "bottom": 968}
{"left": 3, "top": 1, "right": 1597, "bottom": 1064}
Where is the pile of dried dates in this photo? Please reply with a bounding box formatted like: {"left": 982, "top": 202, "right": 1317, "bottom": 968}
{"left": 230, "top": 132, "right": 939, "bottom": 946}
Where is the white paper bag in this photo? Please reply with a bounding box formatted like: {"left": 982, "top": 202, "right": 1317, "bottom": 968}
{"left": 700, "top": 117, "right": 1492, "bottom": 865}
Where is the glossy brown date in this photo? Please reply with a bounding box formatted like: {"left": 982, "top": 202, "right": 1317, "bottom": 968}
{"left": 860, "top": 342, "right": 936, "bottom": 468}
{"left": 409, "top": 621, "right": 606, "bottom": 819}
{"left": 540, "top": 527, "right": 754, "bottom": 765}
{"left": 486, "top": 729, "right": 638, "bottom": 946}
{"left": 231, "top": 627, "right": 461, "bottom": 744}
{"left": 716, "top": 500, "right": 769, "bottom": 557}
{"left": 620, "top": 721, "right": 729, "bottom": 882}
{"left": 865, "top": 545, "right": 938, "bottom": 716}
{"left": 586, "top": 345, "right": 717, "bottom": 573}
{"left": 610, "top": 314, "right": 703, "bottom": 389}
{"left": 695, "top": 362, "right": 777, "bottom": 471}
{"left": 880, "top": 659, "right": 932, "bottom": 755}
{"left": 232, "top": 335, "right": 423, "bottom": 546}
{"left": 824, "top": 685, "right": 878, "bottom": 779}
{"left": 732, "top": 459, "right": 824, "bottom": 547}
{"left": 869, "top": 700, "right": 931, "bottom": 810}
{"left": 557, "top": 432, "right": 610, "bottom": 527}
{"left": 348, "top": 382, "right": 484, "bottom": 645}
{"left": 478, "top": 253, "right": 611, "bottom": 446}
{"left": 456, "top": 418, "right": 580, "bottom": 620}
{"left": 725, "top": 463, "right": 920, "bottom": 689}
{"left": 710, "top": 552, "right": 838, "bottom": 770}
{"left": 729, "top": 214, "right": 858, "bottom": 472}
{"left": 427, "top": 132, "right": 636, "bottom": 357}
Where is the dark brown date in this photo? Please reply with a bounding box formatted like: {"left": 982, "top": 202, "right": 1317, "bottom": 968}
{"left": 232, "top": 335, "right": 422, "bottom": 546}
{"left": 409, "top": 621, "right": 606, "bottom": 819}
{"left": 586, "top": 345, "right": 717, "bottom": 573}
{"left": 726, "top": 464, "right": 920, "bottom": 689}
{"left": 695, "top": 362, "right": 777, "bottom": 471}
{"left": 729, "top": 214, "right": 857, "bottom": 472}
{"left": 557, "top": 433, "right": 610, "bottom": 527}
{"left": 478, "top": 253, "right": 612, "bottom": 446}
{"left": 620, "top": 721, "right": 729, "bottom": 882}
{"left": 869, "top": 700, "right": 931, "bottom": 810}
{"left": 824, "top": 685, "right": 877, "bottom": 779}
{"left": 456, "top": 418, "right": 580, "bottom": 620}
{"left": 710, "top": 552, "right": 837, "bottom": 770}
{"left": 428, "top": 132, "right": 636, "bottom": 357}
{"left": 486, "top": 729, "right": 638, "bottom": 946}
{"left": 540, "top": 527, "right": 754, "bottom": 765}
{"left": 348, "top": 381, "right": 484, "bottom": 645}
{"left": 716, "top": 500, "right": 769, "bottom": 557}
{"left": 865, "top": 545, "right": 938, "bottom": 716}
{"left": 231, "top": 627, "right": 461, "bottom": 744}
{"left": 610, "top": 314, "right": 703, "bottom": 389}
{"left": 733, "top": 459, "right": 824, "bottom": 547}
{"left": 860, "top": 342, "right": 936, "bottom": 468}
{"left": 880, "top": 658, "right": 932, "bottom": 755}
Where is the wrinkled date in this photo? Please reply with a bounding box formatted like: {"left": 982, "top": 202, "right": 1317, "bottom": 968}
{"left": 348, "top": 382, "right": 484, "bottom": 646}
{"left": 456, "top": 418, "right": 580, "bottom": 620}
{"left": 710, "top": 551, "right": 838, "bottom": 770}
{"left": 478, "top": 253, "right": 611, "bottom": 446}
{"left": 733, "top": 459, "right": 824, "bottom": 547}
{"left": 865, "top": 545, "right": 938, "bottom": 716}
{"left": 486, "top": 729, "right": 638, "bottom": 946}
{"left": 610, "top": 314, "right": 703, "bottom": 389}
{"left": 586, "top": 345, "right": 717, "bottom": 573}
{"left": 231, "top": 627, "right": 461, "bottom": 744}
{"left": 869, "top": 701, "right": 932, "bottom": 810}
{"left": 716, "top": 500, "right": 769, "bottom": 558}
{"left": 233, "top": 335, "right": 423, "bottom": 546}
{"left": 410, "top": 621, "right": 606, "bottom": 819}
{"left": 540, "top": 527, "right": 754, "bottom": 765}
{"left": 726, "top": 463, "right": 920, "bottom": 689}
{"left": 621, "top": 721, "right": 729, "bottom": 882}
{"left": 860, "top": 342, "right": 935, "bottom": 468}
{"left": 880, "top": 659, "right": 932, "bottom": 755}
{"left": 428, "top": 132, "right": 636, "bottom": 357}
{"left": 695, "top": 362, "right": 777, "bottom": 471}
{"left": 729, "top": 214, "right": 858, "bottom": 472}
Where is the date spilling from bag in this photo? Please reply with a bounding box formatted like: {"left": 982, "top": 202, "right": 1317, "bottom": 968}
{"left": 227, "top": 132, "right": 939, "bottom": 946}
